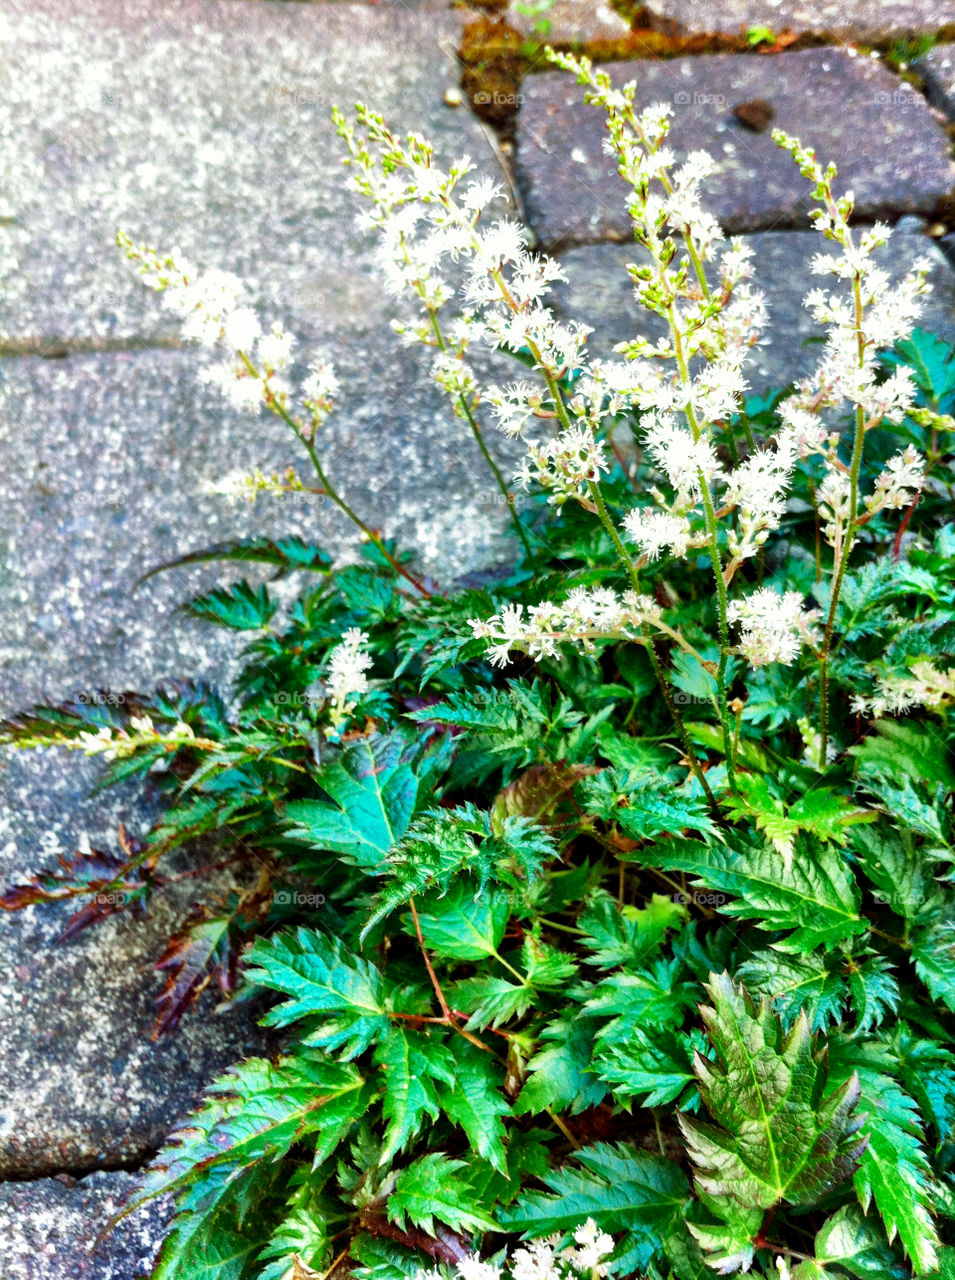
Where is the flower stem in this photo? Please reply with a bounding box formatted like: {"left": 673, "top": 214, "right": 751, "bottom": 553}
{"left": 816, "top": 272, "right": 867, "bottom": 766}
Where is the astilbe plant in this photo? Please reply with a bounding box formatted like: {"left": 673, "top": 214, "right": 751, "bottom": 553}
{"left": 3, "top": 50, "right": 955, "bottom": 1280}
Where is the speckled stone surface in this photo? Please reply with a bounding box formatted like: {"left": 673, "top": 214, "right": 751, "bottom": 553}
{"left": 0, "top": 1170, "right": 172, "bottom": 1280}
{"left": 552, "top": 226, "right": 955, "bottom": 393}
{"left": 0, "top": 0, "right": 476, "bottom": 346}
{"left": 515, "top": 49, "right": 955, "bottom": 249}
{"left": 641, "top": 0, "right": 955, "bottom": 42}
{"left": 0, "top": 0, "right": 520, "bottom": 1227}
{"left": 0, "top": 746, "right": 273, "bottom": 1180}
{"left": 921, "top": 43, "right": 955, "bottom": 119}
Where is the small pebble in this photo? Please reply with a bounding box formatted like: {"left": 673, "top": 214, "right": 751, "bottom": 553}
{"left": 443, "top": 86, "right": 463, "bottom": 108}
{"left": 928, "top": 222, "right": 947, "bottom": 238}
{"left": 732, "top": 99, "right": 775, "bottom": 132}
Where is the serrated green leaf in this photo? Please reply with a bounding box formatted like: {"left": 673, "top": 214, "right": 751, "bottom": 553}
{"left": 182, "top": 580, "right": 278, "bottom": 630}
{"left": 829, "top": 1039, "right": 939, "bottom": 1275}
{"left": 373, "top": 1027, "right": 454, "bottom": 1160}
{"left": 247, "top": 929, "right": 389, "bottom": 1057}
{"left": 286, "top": 733, "right": 420, "bottom": 870}
{"left": 651, "top": 836, "right": 866, "bottom": 952}
{"left": 682, "top": 973, "right": 866, "bottom": 1258}
{"left": 517, "top": 1015, "right": 608, "bottom": 1116}
{"left": 388, "top": 1154, "right": 497, "bottom": 1235}
{"left": 505, "top": 1142, "right": 689, "bottom": 1273}
{"left": 437, "top": 1047, "right": 511, "bottom": 1173}
{"left": 408, "top": 879, "right": 509, "bottom": 961}
{"left": 579, "top": 892, "right": 687, "bottom": 969}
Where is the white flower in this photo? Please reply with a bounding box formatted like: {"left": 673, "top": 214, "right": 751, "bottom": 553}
{"left": 221, "top": 306, "right": 262, "bottom": 353}
{"left": 727, "top": 589, "right": 818, "bottom": 667}
{"left": 470, "top": 589, "right": 661, "bottom": 666}
{"left": 643, "top": 413, "right": 722, "bottom": 499}
{"left": 256, "top": 323, "right": 295, "bottom": 370}
{"left": 622, "top": 507, "right": 692, "bottom": 560}
{"left": 517, "top": 425, "right": 609, "bottom": 505}
{"left": 326, "top": 628, "right": 373, "bottom": 733}
{"left": 852, "top": 661, "right": 955, "bottom": 717}
{"left": 866, "top": 445, "right": 926, "bottom": 513}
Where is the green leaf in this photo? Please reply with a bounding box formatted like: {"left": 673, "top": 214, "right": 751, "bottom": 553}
{"left": 138, "top": 535, "right": 332, "bottom": 585}
{"left": 912, "top": 917, "right": 955, "bottom": 1012}
{"left": 736, "top": 950, "right": 846, "bottom": 1032}
{"left": 579, "top": 892, "right": 687, "bottom": 969}
{"left": 449, "top": 973, "right": 535, "bottom": 1030}
{"left": 721, "top": 774, "right": 875, "bottom": 856}
{"left": 893, "top": 1028, "right": 955, "bottom": 1146}
{"left": 388, "top": 1153, "right": 497, "bottom": 1235}
{"left": 140, "top": 1051, "right": 369, "bottom": 1216}
{"left": 182, "top": 580, "right": 278, "bottom": 630}
{"left": 652, "top": 836, "right": 866, "bottom": 952}
{"left": 810, "top": 1204, "right": 903, "bottom": 1279}
{"left": 286, "top": 733, "right": 421, "bottom": 870}
{"left": 829, "top": 1039, "right": 939, "bottom": 1275}
{"left": 682, "top": 974, "right": 865, "bottom": 1265}
{"left": 373, "top": 1027, "right": 454, "bottom": 1161}
{"left": 517, "top": 1015, "right": 608, "bottom": 1115}
{"left": 436, "top": 1046, "right": 511, "bottom": 1172}
{"left": 247, "top": 929, "right": 389, "bottom": 1058}
{"left": 408, "top": 879, "right": 510, "bottom": 961}
{"left": 579, "top": 768, "right": 715, "bottom": 841}
{"left": 850, "top": 720, "right": 955, "bottom": 790}
{"left": 505, "top": 1141, "right": 689, "bottom": 1273}
{"left": 595, "top": 1026, "right": 706, "bottom": 1109}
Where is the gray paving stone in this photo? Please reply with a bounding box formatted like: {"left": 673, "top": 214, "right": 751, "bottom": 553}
{"left": 515, "top": 49, "right": 955, "bottom": 249}
{"left": 0, "top": 0, "right": 523, "bottom": 1218}
{"left": 0, "top": 1170, "right": 171, "bottom": 1280}
{"left": 551, "top": 226, "right": 955, "bottom": 393}
{"left": 921, "top": 43, "right": 955, "bottom": 119}
{"left": 641, "top": 0, "right": 955, "bottom": 43}
{"left": 0, "top": 0, "right": 477, "bottom": 346}
{"left": 0, "top": 744, "right": 271, "bottom": 1180}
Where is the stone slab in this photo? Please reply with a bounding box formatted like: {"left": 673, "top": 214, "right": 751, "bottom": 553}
{"left": 0, "top": 1170, "right": 171, "bottom": 1280}
{"left": 0, "top": 745, "right": 270, "bottom": 1179}
{"left": 921, "top": 43, "right": 955, "bottom": 118}
{"left": 0, "top": 0, "right": 479, "bottom": 346}
{"left": 551, "top": 225, "right": 955, "bottom": 393}
{"left": 0, "top": 0, "right": 523, "bottom": 1203}
{"left": 515, "top": 49, "right": 955, "bottom": 249}
{"left": 641, "top": 0, "right": 955, "bottom": 44}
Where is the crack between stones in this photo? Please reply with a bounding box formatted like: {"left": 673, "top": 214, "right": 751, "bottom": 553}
{"left": 0, "top": 1146, "right": 158, "bottom": 1187}
{"left": 0, "top": 335, "right": 185, "bottom": 359}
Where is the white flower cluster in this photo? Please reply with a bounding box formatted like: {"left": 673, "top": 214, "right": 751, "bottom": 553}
{"left": 726, "top": 589, "right": 819, "bottom": 667}
{"left": 415, "top": 1219, "right": 615, "bottom": 1280}
{"left": 469, "top": 587, "right": 662, "bottom": 667}
{"left": 325, "top": 628, "right": 373, "bottom": 735}
{"left": 75, "top": 716, "right": 196, "bottom": 762}
{"left": 865, "top": 445, "right": 926, "bottom": 514}
{"left": 851, "top": 660, "right": 955, "bottom": 718}
{"left": 200, "top": 466, "right": 307, "bottom": 504}
{"left": 117, "top": 232, "right": 337, "bottom": 432}
{"left": 773, "top": 134, "right": 929, "bottom": 449}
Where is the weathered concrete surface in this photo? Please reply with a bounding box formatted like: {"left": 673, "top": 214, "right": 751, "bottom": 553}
{"left": 0, "top": 0, "right": 475, "bottom": 346}
{"left": 641, "top": 0, "right": 955, "bottom": 43}
{"left": 0, "top": 1170, "right": 172, "bottom": 1280}
{"left": 0, "top": 0, "right": 521, "bottom": 1258}
{"left": 921, "top": 43, "right": 955, "bottom": 119}
{"left": 515, "top": 49, "right": 955, "bottom": 248}
{"left": 0, "top": 744, "right": 271, "bottom": 1179}
{"left": 552, "top": 226, "right": 955, "bottom": 392}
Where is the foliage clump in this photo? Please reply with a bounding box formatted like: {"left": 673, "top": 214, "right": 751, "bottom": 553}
{"left": 4, "top": 51, "right": 955, "bottom": 1280}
